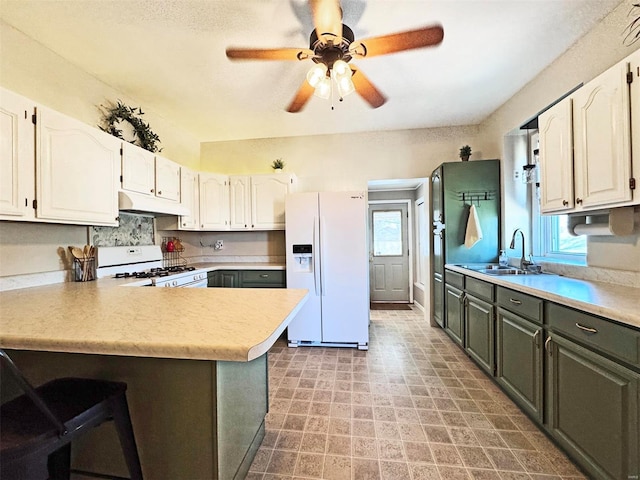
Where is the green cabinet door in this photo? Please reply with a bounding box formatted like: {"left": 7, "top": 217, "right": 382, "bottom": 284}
{"left": 547, "top": 334, "right": 639, "bottom": 480}
{"left": 208, "top": 271, "right": 240, "bottom": 288}
{"left": 465, "top": 294, "right": 494, "bottom": 375}
{"left": 496, "top": 307, "right": 543, "bottom": 422}
{"left": 445, "top": 284, "right": 464, "bottom": 347}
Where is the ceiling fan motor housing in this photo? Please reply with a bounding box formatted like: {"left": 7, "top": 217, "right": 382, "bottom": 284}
{"left": 310, "top": 23, "right": 355, "bottom": 68}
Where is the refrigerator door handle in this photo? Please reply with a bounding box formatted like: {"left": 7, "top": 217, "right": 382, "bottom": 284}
{"left": 313, "top": 215, "right": 320, "bottom": 296}
{"left": 320, "top": 216, "right": 326, "bottom": 297}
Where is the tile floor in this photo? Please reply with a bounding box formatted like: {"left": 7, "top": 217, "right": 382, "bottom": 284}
{"left": 247, "top": 306, "right": 586, "bottom": 480}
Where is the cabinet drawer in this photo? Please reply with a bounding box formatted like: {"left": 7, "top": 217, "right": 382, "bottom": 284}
{"left": 445, "top": 270, "right": 464, "bottom": 289}
{"left": 240, "top": 270, "right": 285, "bottom": 286}
{"left": 465, "top": 277, "right": 494, "bottom": 302}
{"left": 497, "top": 287, "right": 542, "bottom": 324}
{"left": 546, "top": 302, "right": 640, "bottom": 368}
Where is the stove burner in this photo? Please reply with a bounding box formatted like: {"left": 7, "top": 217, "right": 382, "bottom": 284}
{"left": 114, "top": 265, "right": 195, "bottom": 279}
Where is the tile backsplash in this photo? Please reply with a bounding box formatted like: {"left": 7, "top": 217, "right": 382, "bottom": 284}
{"left": 91, "top": 213, "right": 155, "bottom": 247}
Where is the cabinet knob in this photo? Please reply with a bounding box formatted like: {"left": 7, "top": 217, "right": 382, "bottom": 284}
{"left": 158, "top": 191, "right": 162, "bottom": 195}
{"left": 562, "top": 200, "right": 568, "bottom": 206}
{"left": 576, "top": 197, "right": 583, "bottom": 204}
{"left": 151, "top": 189, "right": 154, "bottom": 193}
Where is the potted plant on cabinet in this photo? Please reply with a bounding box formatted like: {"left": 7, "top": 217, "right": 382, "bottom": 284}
{"left": 459, "top": 145, "right": 472, "bottom": 161}
{"left": 271, "top": 158, "right": 285, "bottom": 172}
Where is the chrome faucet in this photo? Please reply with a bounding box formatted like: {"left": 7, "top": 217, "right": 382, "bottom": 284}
{"left": 509, "top": 228, "right": 533, "bottom": 270}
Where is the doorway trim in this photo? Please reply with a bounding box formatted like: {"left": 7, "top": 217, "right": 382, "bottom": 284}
{"left": 368, "top": 199, "right": 414, "bottom": 304}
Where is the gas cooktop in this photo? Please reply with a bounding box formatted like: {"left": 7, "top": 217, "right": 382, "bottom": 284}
{"left": 114, "top": 266, "right": 196, "bottom": 279}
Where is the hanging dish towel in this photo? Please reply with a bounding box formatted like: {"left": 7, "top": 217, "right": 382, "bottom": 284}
{"left": 464, "top": 204, "right": 483, "bottom": 248}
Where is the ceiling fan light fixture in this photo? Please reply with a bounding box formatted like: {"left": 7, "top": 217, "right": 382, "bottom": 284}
{"left": 306, "top": 63, "right": 328, "bottom": 88}
{"left": 314, "top": 76, "right": 332, "bottom": 99}
{"left": 336, "top": 75, "right": 355, "bottom": 97}
{"left": 332, "top": 59, "right": 351, "bottom": 78}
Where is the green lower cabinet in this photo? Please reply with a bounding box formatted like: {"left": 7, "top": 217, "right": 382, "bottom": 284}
{"left": 547, "top": 334, "right": 639, "bottom": 480}
{"left": 464, "top": 293, "right": 494, "bottom": 375}
{"left": 444, "top": 284, "right": 464, "bottom": 347}
{"left": 496, "top": 307, "right": 543, "bottom": 422}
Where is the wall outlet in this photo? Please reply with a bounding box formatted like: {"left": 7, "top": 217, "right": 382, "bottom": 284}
{"left": 214, "top": 240, "right": 224, "bottom": 250}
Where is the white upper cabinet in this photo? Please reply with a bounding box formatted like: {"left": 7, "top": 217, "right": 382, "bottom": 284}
{"left": 178, "top": 167, "right": 199, "bottom": 230}
{"left": 572, "top": 56, "right": 632, "bottom": 210}
{"left": 36, "top": 105, "right": 120, "bottom": 226}
{"left": 121, "top": 142, "right": 155, "bottom": 196}
{"left": 539, "top": 97, "right": 574, "bottom": 213}
{"left": 230, "top": 174, "right": 295, "bottom": 230}
{"left": 538, "top": 50, "right": 638, "bottom": 214}
{"left": 229, "top": 175, "right": 251, "bottom": 229}
{"left": 199, "top": 173, "right": 230, "bottom": 230}
{"left": 155, "top": 155, "right": 181, "bottom": 202}
{"left": 251, "top": 174, "right": 294, "bottom": 229}
{"left": 0, "top": 88, "right": 35, "bottom": 220}
{"left": 121, "top": 143, "right": 181, "bottom": 202}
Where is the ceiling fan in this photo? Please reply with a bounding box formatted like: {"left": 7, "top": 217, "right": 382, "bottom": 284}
{"left": 225, "top": 0, "right": 444, "bottom": 112}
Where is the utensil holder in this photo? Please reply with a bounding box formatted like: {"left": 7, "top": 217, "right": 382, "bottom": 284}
{"left": 74, "top": 257, "right": 96, "bottom": 282}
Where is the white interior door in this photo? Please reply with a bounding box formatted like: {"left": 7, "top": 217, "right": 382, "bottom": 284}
{"left": 369, "top": 203, "right": 410, "bottom": 303}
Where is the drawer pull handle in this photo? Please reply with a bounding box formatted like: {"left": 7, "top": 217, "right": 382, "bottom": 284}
{"left": 509, "top": 298, "right": 522, "bottom": 305}
{"left": 575, "top": 323, "right": 597, "bottom": 334}
{"left": 260, "top": 274, "right": 269, "bottom": 278}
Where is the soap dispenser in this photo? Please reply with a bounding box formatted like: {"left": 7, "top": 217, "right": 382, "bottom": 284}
{"left": 499, "top": 250, "right": 508, "bottom": 267}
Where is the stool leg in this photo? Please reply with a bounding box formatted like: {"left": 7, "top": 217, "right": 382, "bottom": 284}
{"left": 48, "top": 443, "right": 71, "bottom": 480}
{"left": 110, "top": 394, "right": 143, "bottom": 480}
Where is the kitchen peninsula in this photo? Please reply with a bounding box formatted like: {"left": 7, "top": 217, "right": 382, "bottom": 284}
{"left": 0, "top": 283, "right": 308, "bottom": 479}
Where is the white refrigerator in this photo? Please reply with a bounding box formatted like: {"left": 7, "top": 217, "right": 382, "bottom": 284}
{"left": 285, "top": 191, "right": 369, "bottom": 350}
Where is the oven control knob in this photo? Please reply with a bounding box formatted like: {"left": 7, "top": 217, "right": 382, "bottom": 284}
{"left": 172, "top": 280, "right": 178, "bottom": 287}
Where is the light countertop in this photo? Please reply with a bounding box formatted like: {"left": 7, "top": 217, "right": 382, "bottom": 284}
{"left": 0, "top": 281, "right": 308, "bottom": 362}
{"left": 445, "top": 264, "right": 640, "bottom": 330}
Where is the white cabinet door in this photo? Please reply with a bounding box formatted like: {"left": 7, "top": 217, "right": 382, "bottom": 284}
{"left": 179, "top": 167, "right": 199, "bottom": 230}
{"left": 200, "top": 173, "right": 230, "bottom": 230}
{"left": 0, "top": 88, "right": 35, "bottom": 219}
{"left": 36, "top": 106, "right": 120, "bottom": 226}
{"left": 155, "top": 155, "right": 181, "bottom": 202}
{"left": 251, "top": 174, "right": 294, "bottom": 229}
{"left": 539, "top": 97, "right": 574, "bottom": 213}
{"left": 229, "top": 175, "right": 251, "bottom": 229}
{"left": 121, "top": 142, "right": 155, "bottom": 196}
{"left": 573, "top": 57, "right": 632, "bottom": 210}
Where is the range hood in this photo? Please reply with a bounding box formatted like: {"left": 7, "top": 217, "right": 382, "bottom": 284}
{"left": 118, "top": 191, "right": 190, "bottom": 216}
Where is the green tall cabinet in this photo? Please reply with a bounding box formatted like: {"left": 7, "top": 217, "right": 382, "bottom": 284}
{"left": 430, "top": 160, "right": 501, "bottom": 329}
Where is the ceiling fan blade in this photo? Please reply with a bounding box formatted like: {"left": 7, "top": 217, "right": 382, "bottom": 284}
{"left": 226, "top": 47, "right": 313, "bottom": 61}
{"left": 309, "top": 0, "right": 343, "bottom": 41}
{"left": 354, "top": 24, "right": 444, "bottom": 58}
{"left": 286, "top": 80, "right": 315, "bottom": 113}
{"left": 351, "top": 66, "right": 386, "bottom": 108}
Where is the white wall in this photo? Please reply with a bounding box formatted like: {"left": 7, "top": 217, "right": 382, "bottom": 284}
{"left": 0, "top": 21, "right": 201, "bottom": 167}
{"left": 200, "top": 126, "right": 485, "bottom": 192}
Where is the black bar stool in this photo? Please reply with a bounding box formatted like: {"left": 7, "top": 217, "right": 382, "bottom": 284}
{"left": 0, "top": 349, "right": 143, "bottom": 480}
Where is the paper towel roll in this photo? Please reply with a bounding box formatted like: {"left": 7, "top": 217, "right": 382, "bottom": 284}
{"left": 572, "top": 223, "right": 613, "bottom": 236}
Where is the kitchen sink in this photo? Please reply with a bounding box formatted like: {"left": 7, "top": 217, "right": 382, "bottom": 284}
{"left": 456, "top": 264, "right": 533, "bottom": 275}
{"left": 475, "top": 268, "right": 529, "bottom": 275}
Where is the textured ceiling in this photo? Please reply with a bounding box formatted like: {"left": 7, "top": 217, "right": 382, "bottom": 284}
{"left": 0, "top": 0, "right": 623, "bottom": 143}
